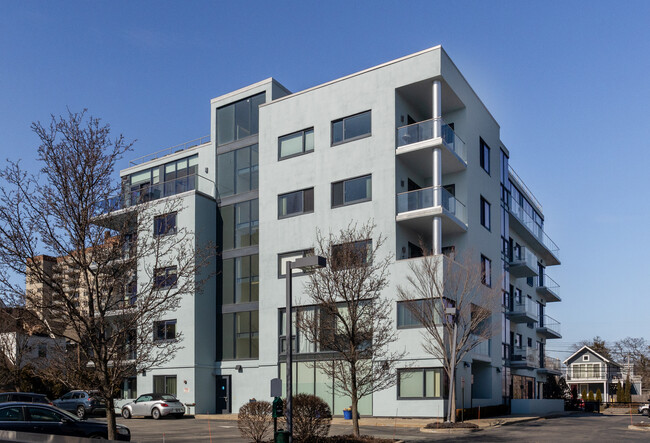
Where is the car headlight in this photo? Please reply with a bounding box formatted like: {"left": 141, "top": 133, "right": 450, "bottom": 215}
{"left": 117, "top": 427, "right": 130, "bottom": 435}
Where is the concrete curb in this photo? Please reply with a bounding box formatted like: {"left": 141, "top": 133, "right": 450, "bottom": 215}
{"left": 628, "top": 424, "right": 650, "bottom": 432}
{"left": 419, "top": 426, "right": 482, "bottom": 434}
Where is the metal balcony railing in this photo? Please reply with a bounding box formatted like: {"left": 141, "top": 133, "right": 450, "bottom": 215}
{"left": 396, "top": 186, "right": 467, "bottom": 225}
{"left": 396, "top": 118, "right": 467, "bottom": 162}
{"left": 129, "top": 136, "right": 210, "bottom": 166}
{"left": 510, "top": 297, "right": 539, "bottom": 320}
{"left": 508, "top": 194, "right": 559, "bottom": 259}
{"left": 538, "top": 274, "right": 561, "bottom": 297}
{"left": 511, "top": 346, "right": 539, "bottom": 367}
{"left": 544, "top": 356, "right": 562, "bottom": 371}
{"left": 539, "top": 314, "right": 561, "bottom": 336}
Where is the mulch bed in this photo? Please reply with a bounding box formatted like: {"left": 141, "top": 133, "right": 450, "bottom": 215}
{"left": 632, "top": 423, "right": 650, "bottom": 427}
{"left": 425, "top": 422, "right": 479, "bottom": 429}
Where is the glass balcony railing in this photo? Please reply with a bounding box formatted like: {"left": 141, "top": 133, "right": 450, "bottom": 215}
{"left": 396, "top": 186, "right": 467, "bottom": 225}
{"left": 100, "top": 175, "right": 215, "bottom": 214}
{"left": 129, "top": 135, "right": 210, "bottom": 166}
{"left": 538, "top": 314, "right": 561, "bottom": 336}
{"left": 396, "top": 118, "right": 467, "bottom": 163}
{"left": 508, "top": 194, "right": 560, "bottom": 259}
{"left": 511, "top": 346, "right": 539, "bottom": 367}
{"left": 538, "top": 273, "right": 560, "bottom": 297}
{"left": 471, "top": 335, "right": 491, "bottom": 357}
{"left": 510, "top": 246, "right": 537, "bottom": 269}
{"left": 510, "top": 297, "right": 539, "bottom": 320}
{"left": 544, "top": 356, "right": 562, "bottom": 371}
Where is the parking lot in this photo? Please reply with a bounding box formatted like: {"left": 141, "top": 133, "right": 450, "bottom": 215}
{"left": 104, "top": 413, "right": 650, "bottom": 442}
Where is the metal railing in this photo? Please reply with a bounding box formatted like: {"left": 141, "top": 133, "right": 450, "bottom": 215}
{"left": 511, "top": 346, "right": 539, "bottom": 367}
{"left": 544, "top": 356, "right": 562, "bottom": 371}
{"left": 100, "top": 174, "right": 215, "bottom": 214}
{"left": 396, "top": 186, "right": 467, "bottom": 225}
{"left": 508, "top": 165, "right": 543, "bottom": 213}
{"left": 508, "top": 194, "right": 560, "bottom": 259}
{"left": 510, "top": 297, "right": 539, "bottom": 320}
{"left": 538, "top": 273, "right": 561, "bottom": 297}
{"left": 396, "top": 118, "right": 467, "bottom": 163}
{"left": 538, "top": 314, "right": 561, "bottom": 336}
{"left": 510, "top": 246, "right": 537, "bottom": 269}
{"left": 129, "top": 135, "right": 210, "bottom": 166}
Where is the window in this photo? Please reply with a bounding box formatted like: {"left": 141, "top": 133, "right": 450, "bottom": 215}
{"left": 26, "top": 407, "right": 62, "bottom": 422}
{"left": 153, "top": 375, "right": 177, "bottom": 396}
{"left": 515, "top": 333, "right": 522, "bottom": 348}
{"left": 154, "top": 212, "right": 177, "bottom": 236}
{"left": 127, "top": 155, "right": 198, "bottom": 205}
{"left": 397, "top": 368, "right": 444, "bottom": 399}
{"left": 220, "top": 199, "right": 259, "bottom": 250}
{"left": 0, "top": 406, "right": 23, "bottom": 421}
{"left": 217, "top": 93, "right": 265, "bottom": 146}
{"left": 222, "top": 255, "right": 259, "bottom": 304}
{"left": 480, "top": 138, "right": 490, "bottom": 174}
{"left": 480, "top": 197, "right": 491, "bottom": 230}
{"left": 481, "top": 255, "right": 492, "bottom": 287}
{"left": 278, "top": 249, "right": 314, "bottom": 277}
{"left": 583, "top": 355, "right": 590, "bottom": 361}
{"left": 37, "top": 343, "right": 47, "bottom": 358}
{"left": 331, "top": 240, "right": 371, "bottom": 269}
{"left": 528, "top": 337, "right": 533, "bottom": 347}
{"left": 278, "top": 188, "right": 314, "bottom": 218}
{"left": 217, "top": 144, "right": 259, "bottom": 197}
{"left": 221, "top": 310, "right": 259, "bottom": 360}
{"left": 154, "top": 320, "right": 176, "bottom": 341}
{"left": 154, "top": 266, "right": 177, "bottom": 289}
{"left": 331, "top": 175, "right": 371, "bottom": 207}
{"left": 397, "top": 300, "right": 442, "bottom": 329}
{"left": 331, "top": 111, "right": 371, "bottom": 145}
{"left": 279, "top": 128, "right": 314, "bottom": 159}
{"left": 526, "top": 276, "right": 534, "bottom": 287}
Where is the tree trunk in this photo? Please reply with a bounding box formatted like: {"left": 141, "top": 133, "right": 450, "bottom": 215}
{"left": 449, "top": 370, "right": 456, "bottom": 423}
{"left": 351, "top": 363, "right": 360, "bottom": 437}
{"left": 106, "top": 397, "right": 116, "bottom": 441}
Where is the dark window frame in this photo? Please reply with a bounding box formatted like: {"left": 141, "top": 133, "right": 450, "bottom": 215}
{"left": 331, "top": 239, "right": 372, "bottom": 270}
{"left": 216, "top": 92, "right": 265, "bottom": 146}
{"left": 153, "top": 319, "right": 177, "bottom": 341}
{"left": 397, "top": 367, "right": 445, "bottom": 399}
{"left": 154, "top": 212, "right": 178, "bottom": 237}
{"left": 222, "top": 254, "right": 259, "bottom": 305}
{"left": 154, "top": 266, "right": 177, "bottom": 289}
{"left": 278, "top": 187, "right": 315, "bottom": 219}
{"left": 216, "top": 144, "right": 259, "bottom": 197}
{"left": 481, "top": 255, "right": 492, "bottom": 287}
{"left": 221, "top": 310, "right": 259, "bottom": 361}
{"left": 278, "top": 128, "right": 315, "bottom": 160}
{"left": 278, "top": 249, "right": 314, "bottom": 278}
{"left": 480, "top": 196, "right": 491, "bottom": 231}
{"left": 331, "top": 174, "right": 372, "bottom": 208}
{"left": 331, "top": 110, "right": 372, "bottom": 146}
{"left": 480, "top": 137, "right": 491, "bottom": 175}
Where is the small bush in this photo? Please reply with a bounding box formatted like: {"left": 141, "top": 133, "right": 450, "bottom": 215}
{"left": 587, "top": 391, "right": 594, "bottom": 402}
{"left": 292, "top": 393, "right": 332, "bottom": 442}
{"left": 581, "top": 389, "right": 587, "bottom": 400}
{"left": 237, "top": 401, "right": 273, "bottom": 443}
{"left": 596, "top": 389, "right": 602, "bottom": 403}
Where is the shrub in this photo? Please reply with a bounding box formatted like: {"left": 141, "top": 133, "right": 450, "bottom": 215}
{"left": 587, "top": 391, "right": 594, "bottom": 402}
{"left": 292, "top": 393, "right": 332, "bottom": 442}
{"left": 581, "top": 389, "right": 587, "bottom": 400}
{"left": 238, "top": 401, "right": 273, "bottom": 443}
{"left": 596, "top": 389, "right": 602, "bottom": 403}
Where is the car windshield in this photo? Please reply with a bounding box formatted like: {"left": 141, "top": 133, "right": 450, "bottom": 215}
{"left": 161, "top": 395, "right": 177, "bottom": 401}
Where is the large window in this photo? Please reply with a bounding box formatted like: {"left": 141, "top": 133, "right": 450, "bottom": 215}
{"left": 222, "top": 310, "right": 259, "bottom": 360}
{"left": 331, "top": 239, "right": 371, "bottom": 269}
{"left": 153, "top": 375, "right": 177, "bottom": 396}
{"left": 397, "top": 368, "right": 444, "bottom": 399}
{"left": 217, "top": 93, "right": 265, "bottom": 146}
{"left": 279, "top": 128, "right": 314, "bottom": 159}
{"left": 396, "top": 300, "right": 442, "bottom": 329}
{"left": 154, "top": 266, "right": 177, "bottom": 289}
{"left": 481, "top": 255, "right": 492, "bottom": 287}
{"left": 278, "top": 249, "right": 314, "bottom": 277}
{"left": 331, "top": 111, "right": 371, "bottom": 145}
{"left": 128, "top": 155, "right": 198, "bottom": 205}
{"left": 154, "top": 212, "right": 177, "bottom": 236}
{"left": 278, "top": 188, "right": 314, "bottom": 218}
{"left": 480, "top": 138, "right": 490, "bottom": 174}
{"left": 154, "top": 319, "right": 176, "bottom": 341}
{"left": 217, "top": 144, "right": 258, "bottom": 197}
{"left": 222, "top": 255, "right": 259, "bottom": 304}
{"left": 221, "top": 199, "right": 259, "bottom": 250}
{"left": 480, "top": 197, "right": 491, "bottom": 230}
{"left": 331, "top": 175, "right": 371, "bottom": 207}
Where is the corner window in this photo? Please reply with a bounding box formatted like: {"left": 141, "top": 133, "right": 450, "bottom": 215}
{"left": 217, "top": 93, "right": 265, "bottom": 146}
{"left": 480, "top": 197, "right": 490, "bottom": 230}
{"left": 397, "top": 368, "right": 444, "bottom": 399}
{"left": 481, "top": 255, "right": 492, "bottom": 287}
{"left": 220, "top": 199, "right": 259, "bottom": 250}
{"left": 154, "top": 266, "right": 177, "bottom": 289}
{"left": 331, "top": 175, "right": 371, "bottom": 207}
{"left": 331, "top": 111, "right": 371, "bottom": 145}
{"left": 154, "top": 212, "right": 177, "bottom": 236}
{"left": 217, "top": 144, "right": 259, "bottom": 197}
{"left": 154, "top": 319, "right": 176, "bottom": 341}
{"left": 279, "top": 128, "right": 314, "bottom": 160}
{"left": 480, "top": 138, "right": 490, "bottom": 175}
{"left": 278, "top": 249, "right": 314, "bottom": 278}
{"left": 278, "top": 188, "right": 314, "bottom": 218}
{"left": 222, "top": 255, "right": 259, "bottom": 304}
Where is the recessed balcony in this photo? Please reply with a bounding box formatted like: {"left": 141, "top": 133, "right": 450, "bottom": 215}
{"left": 536, "top": 274, "right": 561, "bottom": 303}
{"left": 507, "top": 297, "right": 539, "bottom": 324}
{"left": 537, "top": 315, "right": 561, "bottom": 339}
{"left": 509, "top": 346, "right": 539, "bottom": 369}
{"left": 396, "top": 186, "right": 467, "bottom": 235}
{"left": 509, "top": 246, "right": 538, "bottom": 279}
{"left": 395, "top": 118, "right": 467, "bottom": 178}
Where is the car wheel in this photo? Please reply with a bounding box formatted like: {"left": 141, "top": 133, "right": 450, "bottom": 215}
{"left": 122, "top": 408, "right": 131, "bottom": 419}
{"left": 643, "top": 409, "right": 649, "bottom": 416}
{"left": 76, "top": 406, "right": 86, "bottom": 419}
{"left": 152, "top": 408, "right": 161, "bottom": 420}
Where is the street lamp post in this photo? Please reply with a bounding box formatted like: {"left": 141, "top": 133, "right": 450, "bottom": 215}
{"left": 285, "top": 255, "right": 326, "bottom": 443}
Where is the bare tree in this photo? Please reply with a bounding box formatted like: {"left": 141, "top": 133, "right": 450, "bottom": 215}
{"left": 396, "top": 248, "right": 500, "bottom": 422}
{"left": 573, "top": 336, "right": 612, "bottom": 360}
{"left": 297, "top": 222, "right": 403, "bottom": 437}
{"left": 612, "top": 337, "right": 650, "bottom": 389}
{"left": 0, "top": 111, "right": 213, "bottom": 439}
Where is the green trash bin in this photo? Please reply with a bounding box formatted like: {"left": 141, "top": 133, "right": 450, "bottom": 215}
{"left": 274, "top": 430, "right": 290, "bottom": 443}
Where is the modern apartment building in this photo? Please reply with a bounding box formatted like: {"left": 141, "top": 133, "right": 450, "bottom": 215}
{"left": 103, "top": 46, "right": 562, "bottom": 417}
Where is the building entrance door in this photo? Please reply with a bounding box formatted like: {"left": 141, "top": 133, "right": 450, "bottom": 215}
{"left": 216, "top": 375, "right": 231, "bottom": 414}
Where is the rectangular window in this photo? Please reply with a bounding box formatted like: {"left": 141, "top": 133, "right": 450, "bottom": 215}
{"left": 221, "top": 199, "right": 259, "bottom": 250}
{"left": 217, "top": 144, "right": 259, "bottom": 197}
{"left": 396, "top": 300, "right": 442, "bottom": 329}
{"left": 154, "top": 266, "right": 177, "bottom": 289}
{"left": 397, "top": 368, "right": 444, "bottom": 399}
{"left": 331, "top": 175, "right": 371, "bottom": 207}
{"left": 278, "top": 249, "right": 314, "bottom": 277}
{"left": 217, "top": 93, "right": 265, "bottom": 146}
{"left": 480, "top": 138, "right": 490, "bottom": 174}
{"left": 331, "top": 240, "right": 371, "bottom": 269}
{"left": 481, "top": 255, "right": 492, "bottom": 287}
{"left": 222, "top": 255, "right": 259, "bottom": 304}
{"left": 221, "top": 310, "right": 259, "bottom": 360}
{"left": 153, "top": 375, "right": 177, "bottom": 396}
{"left": 515, "top": 333, "right": 522, "bottom": 348}
{"left": 480, "top": 197, "right": 491, "bottom": 230}
{"left": 278, "top": 188, "right": 314, "bottom": 218}
{"left": 279, "top": 128, "right": 314, "bottom": 159}
{"left": 153, "top": 319, "right": 176, "bottom": 341}
{"left": 154, "top": 212, "right": 177, "bottom": 236}
{"left": 331, "top": 111, "right": 371, "bottom": 145}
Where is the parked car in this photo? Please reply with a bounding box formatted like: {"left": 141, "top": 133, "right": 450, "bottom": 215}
{"left": 639, "top": 403, "right": 649, "bottom": 416}
{"left": 121, "top": 393, "right": 185, "bottom": 419}
{"left": 0, "top": 392, "right": 52, "bottom": 405}
{"left": 52, "top": 390, "right": 106, "bottom": 418}
{"left": 0, "top": 402, "right": 130, "bottom": 440}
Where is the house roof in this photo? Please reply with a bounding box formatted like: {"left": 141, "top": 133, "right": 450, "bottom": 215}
{"left": 563, "top": 345, "right": 621, "bottom": 366}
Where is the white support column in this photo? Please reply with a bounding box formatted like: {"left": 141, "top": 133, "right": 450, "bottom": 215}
{"left": 432, "top": 80, "right": 442, "bottom": 255}
{"left": 433, "top": 80, "right": 441, "bottom": 138}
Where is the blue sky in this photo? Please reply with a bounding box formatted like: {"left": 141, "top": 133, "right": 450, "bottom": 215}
{"left": 1, "top": 0, "right": 649, "bottom": 358}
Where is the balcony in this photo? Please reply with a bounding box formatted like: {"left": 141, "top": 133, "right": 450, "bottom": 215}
{"left": 395, "top": 118, "right": 467, "bottom": 178}
{"left": 509, "top": 246, "right": 538, "bottom": 279}
{"left": 566, "top": 368, "right": 610, "bottom": 381}
{"left": 129, "top": 136, "right": 210, "bottom": 166}
{"left": 537, "top": 314, "right": 561, "bottom": 339}
{"left": 507, "top": 297, "right": 539, "bottom": 324}
{"left": 507, "top": 194, "right": 560, "bottom": 266}
{"left": 471, "top": 335, "right": 491, "bottom": 362}
{"left": 538, "top": 356, "right": 563, "bottom": 375}
{"left": 396, "top": 186, "right": 467, "bottom": 234}
{"left": 509, "top": 346, "right": 539, "bottom": 369}
{"left": 536, "top": 274, "right": 561, "bottom": 303}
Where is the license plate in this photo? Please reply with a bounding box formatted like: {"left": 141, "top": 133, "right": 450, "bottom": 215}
{"left": 176, "top": 408, "right": 184, "bottom": 413}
